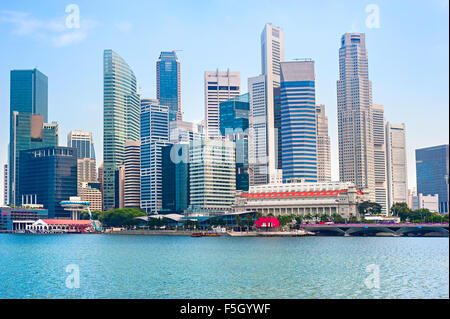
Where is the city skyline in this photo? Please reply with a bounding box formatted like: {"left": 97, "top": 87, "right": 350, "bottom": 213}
{"left": 0, "top": 1, "right": 449, "bottom": 203}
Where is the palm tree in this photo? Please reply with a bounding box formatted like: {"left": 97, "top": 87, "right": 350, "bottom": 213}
{"left": 246, "top": 214, "right": 253, "bottom": 232}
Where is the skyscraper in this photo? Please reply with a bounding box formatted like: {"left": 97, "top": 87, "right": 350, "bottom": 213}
{"left": 204, "top": 70, "right": 240, "bottom": 139}
{"left": 261, "top": 23, "right": 284, "bottom": 181}
{"left": 189, "top": 139, "right": 236, "bottom": 214}
{"left": 156, "top": 51, "right": 181, "bottom": 122}
{"left": 67, "top": 131, "right": 97, "bottom": 193}
{"left": 316, "top": 104, "right": 331, "bottom": 182}
{"left": 337, "top": 33, "right": 375, "bottom": 200}
{"left": 415, "top": 144, "right": 449, "bottom": 214}
{"left": 19, "top": 146, "right": 77, "bottom": 218}
{"left": 220, "top": 93, "right": 250, "bottom": 191}
{"left": 9, "top": 69, "right": 55, "bottom": 206}
{"left": 169, "top": 120, "right": 203, "bottom": 144}
{"left": 103, "top": 49, "right": 140, "bottom": 210}
{"left": 372, "top": 104, "right": 388, "bottom": 214}
{"left": 124, "top": 140, "right": 141, "bottom": 208}
{"left": 280, "top": 60, "right": 317, "bottom": 182}
{"left": 386, "top": 123, "right": 408, "bottom": 210}
{"left": 140, "top": 99, "right": 170, "bottom": 214}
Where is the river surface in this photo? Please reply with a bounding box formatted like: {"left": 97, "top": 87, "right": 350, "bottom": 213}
{"left": 0, "top": 234, "right": 448, "bottom": 299}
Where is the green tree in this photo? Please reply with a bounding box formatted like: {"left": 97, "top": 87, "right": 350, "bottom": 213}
{"left": 390, "top": 202, "right": 411, "bottom": 221}
{"left": 358, "top": 201, "right": 382, "bottom": 215}
{"left": 98, "top": 208, "right": 146, "bottom": 228}
{"left": 246, "top": 214, "right": 253, "bottom": 232}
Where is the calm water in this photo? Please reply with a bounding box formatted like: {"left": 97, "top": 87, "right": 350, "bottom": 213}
{"left": 0, "top": 234, "right": 448, "bottom": 299}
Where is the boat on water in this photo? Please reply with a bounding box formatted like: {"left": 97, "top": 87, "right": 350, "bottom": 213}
{"left": 191, "top": 232, "right": 221, "bottom": 237}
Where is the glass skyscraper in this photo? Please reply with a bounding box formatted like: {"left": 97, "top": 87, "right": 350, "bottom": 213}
{"left": 9, "top": 69, "right": 58, "bottom": 206}
{"left": 140, "top": 99, "right": 170, "bottom": 214}
{"left": 103, "top": 49, "right": 140, "bottom": 210}
{"left": 19, "top": 146, "right": 77, "bottom": 218}
{"left": 156, "top": 51, "right": 181, "bottom": 122}
{"left": 220, "top": 93, "right": 250, "bottom": 191}
{"left": 280, "top": 60, "right": 317, "bottom": 182}
{"left": 416, "top": 144, "right": 449, "bottom": 213}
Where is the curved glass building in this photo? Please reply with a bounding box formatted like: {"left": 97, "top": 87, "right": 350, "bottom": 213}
{"left": 103, "top": 49, "right": 140, "bottom": 210}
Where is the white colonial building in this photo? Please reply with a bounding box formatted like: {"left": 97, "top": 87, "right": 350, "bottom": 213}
{"left": 233, "top": 181, "right": 368, "bottom": 219}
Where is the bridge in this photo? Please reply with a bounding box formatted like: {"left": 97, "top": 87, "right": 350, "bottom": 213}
{"left": 301, "top": 223, "right": 449, "bottom": 237}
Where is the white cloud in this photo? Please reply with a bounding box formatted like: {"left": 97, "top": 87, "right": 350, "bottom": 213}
{"left": 0, "top": 10, "right": 96, "bottom": 47}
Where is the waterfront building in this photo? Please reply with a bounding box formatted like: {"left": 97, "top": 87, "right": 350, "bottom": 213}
{"left": 280, "top": 60, "right": 317, "bottom": 182}
{"left": 0, "top": 207, "right": 48, "bottom": 231}
{"left": 27, "top": 219, "right": 94, "bottom": 233}
{"left": 204, "top": 70, "right": 240, "bottom": 139}
{"left": 412, "top": 193, "right": 439, "bottom": 213}
{"left": 316, "top": 104, "right": 331, "bottom": 182}
{"left": 140, "top": 99, "right": 170, "bottom": 214}
{"left": 169, "top": 120, "right": 203, "bottom": 144}
{"left": 103, "top": 49, "right": 140, "bottom": 210}
{"left": 234, "top": 181, "right": 367, "bottom": 219}
{"left": 386, "top": 122, "right": 408, "bottom": 210}
{"left": 415, "top": 144, "right": 449, "bottom": 213}
{"left": 156, "top": 51, "right": 181, "bottom": 121}
{"left": 98, "top": 162, "right": 104, "bottom": 200}
{"left": 9, "top": 69, "right": 56, "bottom": 206}
{"left": 124, "top": 140, "right": 141, "bottom": 208}
{"left": 3, "top": 163, "right": 7, "bottom": 206}
{"left": 10, "top": 112, "right": 58, "bottom": 205}
{"left": 18, "top": 147, "right": 77, "bottom": 218}
{"left": 161, "top": 143, "right": 190, "bottom": 213}
{"left": 79, "top": 182, "right": 103, "bottom": 212}
{"left": 337, "top": 33, "right": 375, "bottom": 201}
{"left": 220, "top": 93, "right": 250, "bottom": 191}
{"left": 372, "top": 104, "right": 388, "bottom": 214}
{"left": 189, "top": 139, "right": 236, "bottom": 214}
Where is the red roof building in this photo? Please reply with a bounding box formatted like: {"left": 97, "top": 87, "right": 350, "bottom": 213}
{"left": 255, "top": 217, "right": 279, "bottom": 228}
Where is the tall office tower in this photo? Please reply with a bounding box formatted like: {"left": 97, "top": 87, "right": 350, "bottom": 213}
{"left": 162, "top": 143, "right": 190, "bottom": 214}
{"left": 124, "top": 140, "right": 141, "bottom": 208}
{"left": 103, "top": 49, "right": 140, "bottom": 210}
{"left": 316, "top": 104, "right": 331, "bottom": 182}
{"left": 261, "top": 23, "right": 284, "bottom": 179}
{"left": 10, "top": 113, "right": 58, "bottom": 205}
{"left": 189, "top": 139, "right": 236, "bottom": 214}
{"left": 416, "top": 144, "right": 449, "bottom": 214}
{"left": 67, "top": 131, "right": 97, "bottom": 193}
{"left": 337, "top": 33, "right": 375, "bottom": 200}
{"left": 385, "top": 123, "right": 408, "bottom": 210}
{"left": 220, "top": 93, "right": 250, "bottom": 191}
{"left": 248, "top": 75, "right": 269, "bottom": 185}
{"left": 140, "top": 99, "right": 170, "bottom": 214}
{"left": 156, "top": 51, "right": 181, "bottom": 122}
{"left": 204, "top": 70, "right": 240, "bottom": 139}
{"left": 19, "top": 147, "right": 77, "bottom": 218}
{"left": 372, "top": 104, "right": 388, "bottom": 214}
{"left": 9, "top": 69, "right": 53, "bottom": 206}
{"left": 3, "top": 164, "right": 7, "bottom": 206}
{"left": 280, "top": 60, "right": 317, "bottom": 182}
{"left": 169, "top": 120, "right": 203, "bottom": 144}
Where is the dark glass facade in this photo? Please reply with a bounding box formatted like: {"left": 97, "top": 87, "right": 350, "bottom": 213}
{"left": 219, "top": 93, "right": 249, "bottom": 191}
{"left": 156, "top": 51, "right": 181, "bottom": 122}
{"left": 161, "top": 144, "right": 190, "bottom": 213}
{"left": 416, "top": 144, "right": 449, "bottom": 213}
{"left": 19, "top": 147, "right": 77, "bottom": 218}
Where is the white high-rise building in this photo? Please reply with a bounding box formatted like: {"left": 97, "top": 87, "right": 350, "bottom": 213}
{"left": 124, "top": 140, "right": 140, "bottom": 208}
{"left": 316, "top": 104, "right": 331, "bottom": 182}
{"left": 169, "top": 120, "right": 203, "bottom": 144}
{"left": 248, "top": 23, "right": 284, "bottom": 186}
{"left": 372, "top": 104, "right": 388, "bottom": 214}
{"left": 337, "top": 33, "right": 375, "bottom": 200}
{"left": 204, "top": 70, "right": 240, "bottom": 139}
{"left": 386, "top": 122, "right": 408, "bottom": 209}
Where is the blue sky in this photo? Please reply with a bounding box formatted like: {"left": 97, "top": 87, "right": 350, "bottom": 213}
{"left": 0, "top": 0, "right": 448, "bottom": 202}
